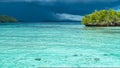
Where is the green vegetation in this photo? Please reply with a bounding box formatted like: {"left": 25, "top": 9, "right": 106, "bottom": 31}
{"left": 0, "top": 15, "right": 18, "bottom": 23}
{"left": 82, "top": 9, "right": 120, "bottom": 26}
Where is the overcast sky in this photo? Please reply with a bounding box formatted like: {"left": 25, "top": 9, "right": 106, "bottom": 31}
{"left": 0, "top": 0, "right": 120, "bottom": 22}
{"left": 0, "top": 0, "right": 119, "bottom": 3}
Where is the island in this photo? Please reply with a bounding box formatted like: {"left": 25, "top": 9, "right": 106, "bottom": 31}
{"left": 0, "top": 15, "right": 18, "bottom": 23}
{"left": 82, "top": 9, "right": 120, "bottom": 26}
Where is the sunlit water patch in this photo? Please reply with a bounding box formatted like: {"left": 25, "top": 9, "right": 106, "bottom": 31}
{"left": 0, "top": 22, "right": 120, "bottom": 67}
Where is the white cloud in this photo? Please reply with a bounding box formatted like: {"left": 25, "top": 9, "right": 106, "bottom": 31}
{"left": 113, "top": 5, "right": 120, "bottom": 12}
{"left": 56, "top": 13, "right": 83, "bottom": 21}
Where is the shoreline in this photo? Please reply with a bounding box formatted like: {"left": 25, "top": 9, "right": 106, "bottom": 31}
{"left": 85, "top": 24, "right": 120, "bottom": 27}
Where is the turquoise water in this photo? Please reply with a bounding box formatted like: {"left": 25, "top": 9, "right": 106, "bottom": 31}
{"left": 0, "top": 22, "right": 120, "bottom": 67}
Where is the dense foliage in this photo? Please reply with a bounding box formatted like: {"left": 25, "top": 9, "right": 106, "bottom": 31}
{"left": 82, "top": 9, "right": 120, "bottom": 26}
{"left": 0, "top": 15, "right": 18, "bottom": 23}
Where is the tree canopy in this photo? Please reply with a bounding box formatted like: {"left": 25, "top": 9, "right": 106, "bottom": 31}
{"left": 0, "top": 15, "right": 18, "bottom": 23}
{"left": 82, "top": 9, "right": 120, "bottom": 26}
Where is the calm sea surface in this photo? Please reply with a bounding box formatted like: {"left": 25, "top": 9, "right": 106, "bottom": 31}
{"left": 0, "top": 22, "right": 120, "bottom": 67}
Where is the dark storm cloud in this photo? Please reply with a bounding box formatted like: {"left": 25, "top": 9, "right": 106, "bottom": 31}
{"left": 0, "top": 0, "right": 118, "bottom": 2}
{"left": 0, "top": 0, "right": 120, "bottom": 22}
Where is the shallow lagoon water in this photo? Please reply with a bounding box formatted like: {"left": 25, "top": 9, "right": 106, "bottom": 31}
{"left": 0, "top": 22, "right": 120, "bottom": 67}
